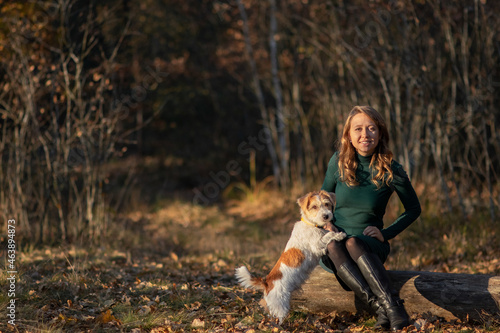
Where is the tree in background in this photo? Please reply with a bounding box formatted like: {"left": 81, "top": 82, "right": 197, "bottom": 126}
{"left": 0, "top": 0, "right": 166, "bottom": 243}
{"left": 227, "top": 0, "right": 500, "bottom": 220}
{"left": 1, "top": 0, "right": 499, "bottom": 245}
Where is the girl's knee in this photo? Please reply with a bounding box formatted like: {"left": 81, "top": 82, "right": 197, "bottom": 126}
{"left": 345, "top": 237, "right": 364, "bottom": 250}
{"left": 344, "top": 237, "right": 357, "bottom": 250}
{"left": 345, "top": 237, "right": 368, "bottom": 260}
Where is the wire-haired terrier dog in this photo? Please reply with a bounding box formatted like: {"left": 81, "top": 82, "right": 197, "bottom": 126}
{"left": 235, "top": 190, "right": 346, "bottom": 324}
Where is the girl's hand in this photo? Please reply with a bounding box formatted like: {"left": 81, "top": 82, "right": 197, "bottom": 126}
{"left": 323, "top": 221, "right": 338, "bottom": 232}
{"left": 363, "top": 226, "right": 384, "bottom": 242}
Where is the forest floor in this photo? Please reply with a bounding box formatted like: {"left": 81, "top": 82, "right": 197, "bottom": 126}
{"left": 1, "top": 186, "right": 500, "bottom": 332}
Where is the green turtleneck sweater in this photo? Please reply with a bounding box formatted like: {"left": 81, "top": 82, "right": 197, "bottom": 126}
{"left": 321, "top": 152, "right": 421, "bottom": 242}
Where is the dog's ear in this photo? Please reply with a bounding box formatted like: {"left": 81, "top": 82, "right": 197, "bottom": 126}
{"left": 320, "top": 190, "right": 336, "bottom": 206}
{"left": 297, "top": 193, "right": 311, "bottom": 210}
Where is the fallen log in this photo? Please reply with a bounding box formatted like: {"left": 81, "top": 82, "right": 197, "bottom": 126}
{"left": 291, "top": 266, "right": 500, "bottom": 321}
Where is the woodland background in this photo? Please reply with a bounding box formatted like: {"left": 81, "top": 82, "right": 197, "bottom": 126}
{"left": 1, "top": 0, "right": 499, "bottom": 243}
{"left": 0, "top": 0, "right": 500, "bottom": 332}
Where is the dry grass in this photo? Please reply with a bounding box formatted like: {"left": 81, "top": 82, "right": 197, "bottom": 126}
{"left": 1, "top": 182, "right": 500, "bottom": 332}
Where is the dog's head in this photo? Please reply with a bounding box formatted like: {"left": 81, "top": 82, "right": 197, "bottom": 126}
{"left": 297, "top": 190, "right": 335, "bottom": 227}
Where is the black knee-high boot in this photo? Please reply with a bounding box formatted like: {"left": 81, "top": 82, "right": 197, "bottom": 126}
{"left": 336, "top": 261, "right": 390, "bottom": 329}
{"left": 356, "top": 253, "right": 409, "bottom": 331}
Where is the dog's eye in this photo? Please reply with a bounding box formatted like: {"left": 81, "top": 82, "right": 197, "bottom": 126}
{"left": 324, "top": 202, "right": 331, "bottom": 207}
{"left": 311, "top": 205, "right": 318, "bottom": 210}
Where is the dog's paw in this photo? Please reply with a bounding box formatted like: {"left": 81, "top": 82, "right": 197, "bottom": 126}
{"left": 322, "top": 231, "right": 346, "bottom": 244}
{"left": 333, "top": 231, "right": 347, "bottom": 241}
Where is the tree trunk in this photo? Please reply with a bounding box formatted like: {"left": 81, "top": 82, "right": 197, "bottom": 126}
{"left": 291, "top": 266, "right": 500, "bottom": 321}
{"left": 269, "top": 0, "right": 289, "bottom": 190}
{"left": 236, "top": 0, "right": 281, "bottom": 186}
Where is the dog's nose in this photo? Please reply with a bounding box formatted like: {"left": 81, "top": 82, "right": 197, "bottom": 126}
{"left": 323, "top": 214, "right": 330, "bottom": 221}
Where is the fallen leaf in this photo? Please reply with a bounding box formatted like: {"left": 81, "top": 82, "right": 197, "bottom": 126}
{"left": 235, "top": 316, "right": 254, "bottom": 330}
{"left": 138, "top": 305, "right": 152, "bottom": 315}
{"left": 185, "top": 301, "right": 202, "bottom": 311}
{"left": 103, "top": 299, "right": 115, "bottom": 308}
{"left": 52, "top": 313, "right": 78, "bottom": 324}
{"left": 97, "top": 309, "right": 121, "bottom": 325}
{"left": 414, "top": 318, "right": 427, "bottom": 330}
{"left": 122, "top": 295, "right": 131, "bottom": 305}
{"left": 192, "top": 318, "right": 205, "bottom": 328}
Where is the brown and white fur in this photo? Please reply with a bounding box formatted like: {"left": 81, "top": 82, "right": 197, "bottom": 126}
{"left": 235, "top": 190, "right": 346, "bottom": 324}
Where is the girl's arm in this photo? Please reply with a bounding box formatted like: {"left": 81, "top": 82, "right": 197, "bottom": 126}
{"left": 321, "top": 152, "right": 339, "bottom": 192}
{"left": 381, "top": 164, "right": 421, "bottom": 241}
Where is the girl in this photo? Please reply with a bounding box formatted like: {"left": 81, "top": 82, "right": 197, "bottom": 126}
{"left": 320, "top": 106, "right": 421, "bottom": 331}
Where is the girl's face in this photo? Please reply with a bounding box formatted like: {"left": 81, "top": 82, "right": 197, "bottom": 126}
{"left": 349, "top": 113, "right": 380, "bottom": 156}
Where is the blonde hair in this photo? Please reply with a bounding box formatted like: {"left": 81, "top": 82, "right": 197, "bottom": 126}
{"left": 338, "top": 106, "right": 393, "bottom": 187}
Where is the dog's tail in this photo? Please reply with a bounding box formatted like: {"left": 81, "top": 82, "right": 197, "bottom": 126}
{"left": 235, "top": 266, "right": 266, "bottom": 291}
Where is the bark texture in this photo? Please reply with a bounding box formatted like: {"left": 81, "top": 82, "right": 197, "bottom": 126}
{"left": 291, "top": 266, "right": 500, "bottom": 321}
